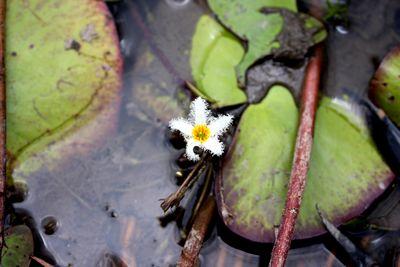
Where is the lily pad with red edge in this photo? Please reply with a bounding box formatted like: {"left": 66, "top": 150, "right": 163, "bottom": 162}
{"left": 216, "top": 86, "right": 394, "bottom": 242}
{"left": 6, "top": 0, "right": 123, "bottom": 181}
{"left": 2, "top": 225, "right": 34, "bottom": 267}
{"left": 370, "top": 45, "right": 400, "bottom": 127}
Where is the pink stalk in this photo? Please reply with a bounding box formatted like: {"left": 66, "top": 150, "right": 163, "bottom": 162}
{"left": 269, "top": 46, "right": 323, "bottom": 267}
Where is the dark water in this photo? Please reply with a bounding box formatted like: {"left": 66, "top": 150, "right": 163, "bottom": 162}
{"left": 9, "top": 0, "right": 400, "bottom": 266}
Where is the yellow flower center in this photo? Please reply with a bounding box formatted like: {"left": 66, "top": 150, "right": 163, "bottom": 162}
{"left": 192, "top": 124, "right": 211, "bottom": 143}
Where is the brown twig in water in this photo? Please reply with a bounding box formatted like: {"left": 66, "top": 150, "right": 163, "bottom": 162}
{"left": 31, "top": 256, "right": 53, "bottom": 267}
{"left": 178, "top": 197, "right": 216, "bottom": 267}
{"left": 160, "top": 156, "right": 208, "bottom": 212}
{"left": 0, "top": 0, "right": 5, "bottom": 254}
{"left": 181, "top": 166, "right": 213, "bottom": 239}
{"left": 269, "top": 45, "right": 323, "bottom": 267}
{"left": 187, "top": 167, "right": 213, "bottom": 224}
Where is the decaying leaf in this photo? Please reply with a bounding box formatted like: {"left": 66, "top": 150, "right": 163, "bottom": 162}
{"left": 246, "top": 59, "right": 307, "bottom": 103}
{"left": 370, "top": 45, "right": 400, "bottom": 127}
{"left": 207, "top": 0, "right": 326, "bottom": 85}
{"left": 6, "top": 0, "right": 122, "bottom": 181}
{"left": 217, "top": 86, "right": 394, "bottom": 242}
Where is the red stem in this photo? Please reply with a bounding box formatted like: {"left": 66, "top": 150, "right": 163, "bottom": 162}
{"left": 0, "top": 0, "right": 5, "bottom": 252}
{"left": 269, "top": 46, "right": 323, "bottom": 267}
{"left": 178, "top": 197, "right": 216, "bottom": 267}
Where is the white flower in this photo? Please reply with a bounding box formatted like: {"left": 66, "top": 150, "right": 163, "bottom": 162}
{"left": 169, "top": 97, "right": 233, "bottom": 161}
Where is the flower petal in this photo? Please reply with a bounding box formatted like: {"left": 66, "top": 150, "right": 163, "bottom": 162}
{"left": 169, "top": 118, "right": 193, "bottom": 137}
{"left": 209, "top": 114, "right": 233, "bottom": 137}
{"left": 186, "top": 139, "right": 201, "bottom": 161}
{"left": 202, "top": 137, "right": 224, "bottom": 156}
{"left": 190, "top": 97, "right": 210, "bottom": 125}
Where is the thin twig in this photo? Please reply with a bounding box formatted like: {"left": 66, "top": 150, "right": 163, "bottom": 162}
{"left": 160, "top": 156, "right": 208, "bottom": 212}
{"left": 182, "top": 166, "right": 213, "bottom": 238}
{"left": 178, "top": 197, "right": 216, "bottom": 267}
{"left": 269, "top": 46, "right": 323, "bottom": 267}
{"left": 31, "top": 256, "right": 53, "bottom": 267}
{"left": 0, "top": 0, "right": 5, "bottom": 254}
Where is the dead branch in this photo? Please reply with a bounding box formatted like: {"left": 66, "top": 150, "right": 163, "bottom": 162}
{"left": 178, "top": 196, "right": 216, "bottom": 267}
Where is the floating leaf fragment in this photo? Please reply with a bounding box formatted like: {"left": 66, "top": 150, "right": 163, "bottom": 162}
{"left": 217, "top": 86, "right": 394, "bottom": 242}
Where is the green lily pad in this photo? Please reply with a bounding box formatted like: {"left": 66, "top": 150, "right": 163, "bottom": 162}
{"left": 2, "top": 225, "right": 34, "bottom": 267}
{"left": 6, "top": 0, "right": 122, "bottom": 180}
{"left": 190, "top": 15, "right": 247, "bottom": 107}
{"left": 370, "top": 45, "right": 400, "bottom": 127}
{"left": 217, "top": 86, "right": 394, "bottom": 242}
{"left": 207, "top": 0, "right": 327, "bottom": 85}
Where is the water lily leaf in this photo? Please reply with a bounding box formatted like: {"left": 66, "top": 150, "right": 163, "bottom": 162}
{"left": 6, "top": 0, "right": 122, "bottom": 179}
{"left": 2, "top": 225, "right": 34, "bottom": 267}
{"left": 190, "top": 15, "right": 247, "bottom": 107}
{"left": 217, "top": 86, "right": 394, "bottom": 242}
{"left": 207, "top": 0, "right": 327, "bottom": 85}
{"left": 190, "top": 15, "right": 228, "bottom": 85}
{"left": 11, "top": 2, "right": 194, "bottom": 265}
{"left": 201, "top": 37, "right": 248, "bottom": 106}
{"left": 370, "top": 45, "right": 400, "bottom": 127}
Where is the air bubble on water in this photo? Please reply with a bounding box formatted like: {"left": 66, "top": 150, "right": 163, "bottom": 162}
{"left": 41, "top": 216, "right": 59, "bottom": 235}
